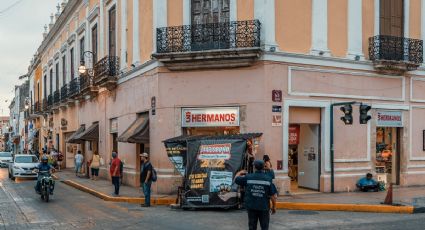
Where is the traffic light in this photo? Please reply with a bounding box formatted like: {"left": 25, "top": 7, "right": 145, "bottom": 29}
{"left": 359, "top": 104, "right": 372, "bottom": 124}
{"left": 340, "top": 105, "right": 353, "bottom": 125}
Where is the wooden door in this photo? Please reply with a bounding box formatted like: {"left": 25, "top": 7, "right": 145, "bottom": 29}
{"left": 92, "top": 25, "right": 98, "bottom": 64}
{"left": 191, "top": 0, "right": 230, "bottom": 50}
{"left": 380, "top": 0, "right": 403, "bottom": 37}
{"left": 109, "top": 6, "right": 117, "bottom": 57}
{"left": 191, "top": 0, "right": 230, "bottom": 25}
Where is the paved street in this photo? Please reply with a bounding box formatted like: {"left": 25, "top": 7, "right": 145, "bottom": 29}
{"left": 0, "top": 169, "right": 424, "bottom": 230}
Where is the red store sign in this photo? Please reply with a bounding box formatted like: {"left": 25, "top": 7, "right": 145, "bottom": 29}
{"left": 182, "top": 107, "right": 240, "bottom": 127}
{"left": 288, "top": 124, "right": 300, "bottom": 145}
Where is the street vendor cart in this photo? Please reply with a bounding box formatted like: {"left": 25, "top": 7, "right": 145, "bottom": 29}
{"left": 163, "top": 133, "right": 262, "bottom": 209}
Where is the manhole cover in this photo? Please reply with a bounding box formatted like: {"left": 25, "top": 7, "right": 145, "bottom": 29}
{"left": 288, "top": 210, "right": 319, "bottom": 215}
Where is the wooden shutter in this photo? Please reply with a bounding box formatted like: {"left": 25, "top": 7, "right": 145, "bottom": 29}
{"left": 70, "top": 48, "right": 74, "bottom": 80}
{"left": 191, "top": 0, "right": 230, "bottom": 24}
{"left": 380, "top": 0, "right": 403, "bottom": 37}
{"left": 62, "top": 56, "right": 66, "bottom": 85}
{"left": 109, "top": 6, "right": 117, "bottom": 57}
{"left": 49, "top": 69, "right": 53, "bottom": 95}
{"left": 55, "top": 63, "right": 59, "bottom": 90}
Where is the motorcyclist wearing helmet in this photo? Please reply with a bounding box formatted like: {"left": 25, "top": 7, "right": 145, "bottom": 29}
{"left": 34, "top": 155, "right": 55, "bottom": 194}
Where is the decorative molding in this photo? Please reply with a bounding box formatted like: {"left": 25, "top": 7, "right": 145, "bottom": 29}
{"left": 88, "top": 6, "right": 100, "bottom": 22}
{"left": 76, "top": 22, "right": 86, "bottom": 35}
{"left": 67, "top": 34, "right": 76, "bottom": 45}
{"left": 48, "top": 59, "right": 54, "bottom": 66}
{"left": 288, "top": 66, "right": 405, "bottom": 101}
{"left": 335, "top": 167, "right": 371, "bottom": 172}
{"left": 410, "top": 77, "right": 425, "bottom": 103}
{"left": 60, "top": 44, "right": 68, "bottom": 53}
{"left": 54, "top": 52, "right": 60, "bottom": 60}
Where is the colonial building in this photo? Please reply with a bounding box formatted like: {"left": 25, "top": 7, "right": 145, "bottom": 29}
{"left": 24, "top": 0, "right": 425, "bottom": 194}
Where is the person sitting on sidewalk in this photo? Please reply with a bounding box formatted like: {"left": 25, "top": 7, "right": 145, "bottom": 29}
{"left": 356, "top": 173, "right": 379, "bottom": 192}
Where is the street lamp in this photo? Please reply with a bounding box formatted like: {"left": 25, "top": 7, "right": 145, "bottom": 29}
{"left": 78, "top": 51, "right": 95, "bottom": 76}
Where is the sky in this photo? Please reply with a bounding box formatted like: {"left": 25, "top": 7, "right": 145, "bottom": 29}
{"left": 0, "top": 0, "right": 58, "bottom": 116}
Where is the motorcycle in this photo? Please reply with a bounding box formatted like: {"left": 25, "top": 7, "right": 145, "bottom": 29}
{"left": 36, "top": 170, "right": 55, "bottom": 202}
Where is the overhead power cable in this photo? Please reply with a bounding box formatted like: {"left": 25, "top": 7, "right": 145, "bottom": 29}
{"left": 0, "top": 0, "right": 25, "bottom": 15}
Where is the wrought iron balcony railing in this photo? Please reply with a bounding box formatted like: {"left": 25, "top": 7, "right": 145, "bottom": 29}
{"left": 68, "top": 77, "right": 80, "bottom": 97}
{"left": 47, "top": 94, "right": 53, "bottom": 108}
{"left": 93, "top": 56, "right": 119, "bottom": 82}
{"left": 53, "top": 90, "right": 60, "bottom": 105}
{"left": 369, "top": 35, "right": 423, "bottom": 65}
{"left": 42, "top": 98, "right": 48, "bottom": 111}
{"left": 60, "top": 84, "right": 68, "bottom": 102}
{"left": 156, "top": 20, "right": 261, "bottom": 53}
{"left": 31, "top": 101, "right": 41, "bottom": 114}
{"left": 79, "top": 75, "right": 91, "bottom": 92}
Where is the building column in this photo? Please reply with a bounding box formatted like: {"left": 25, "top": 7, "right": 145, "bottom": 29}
{"left": 422, "top": 0, "right": 425, "bottom": 62}
{"left": 230, "top": 0, "right": 237, "bottom": 22}
{"left": 99, "top": 1, "right": 105, "bottom": 58}
{"left": 132, "top": 0, "right": 140, "bottom": 65}
{"left": 374, "top": 0, "right": 379, "bottom": 35}
{"left": 121, "top": 0, "right": 128, "bottom": 69}
{"left": 310, "top": 0, "right": 330, "bottom": 56}
{"left": 183, "top": 0, "right": 190, "bottom": 25}
{"left": 153, "top": 0, "right": 168, "bottom": 54}
{"left": 347, "top": 0, "right": 364, "bottom": 60}
{"left": 254, "top": 0, "right": 278, "bottom": 51}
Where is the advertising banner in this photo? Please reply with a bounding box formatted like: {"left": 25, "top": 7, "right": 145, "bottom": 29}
{"left": 164, "top": 141, "right": 187, "bottom": 176}
{"left": 288, "top": 124, "right": 300, "bottom": 145}
{"left": 376, "top": 111, "right": 403, "bottom": 127}
{"left": 183, "top": 139, "right": 247, "bottom": 208}
{"left": 182, "top": 107, "right": 240, "bottom": 127}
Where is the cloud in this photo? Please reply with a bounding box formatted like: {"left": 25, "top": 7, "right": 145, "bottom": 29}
{"left": 0, "top": 0, "right": 58, "bottom": 116}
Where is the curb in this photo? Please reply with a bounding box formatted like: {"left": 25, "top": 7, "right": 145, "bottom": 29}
{"left": 61, "top": 179, "right": 415, "bottom": 213}
{"left": 62, "top": 180, "right": 176, "bottom": 205}
{"left": 276, "top": 202, "right": 414, "bottom": 214}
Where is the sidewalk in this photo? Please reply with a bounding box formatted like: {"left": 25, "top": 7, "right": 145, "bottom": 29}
{"left": 55, "top": 169, "right": 424, "bottom": 214}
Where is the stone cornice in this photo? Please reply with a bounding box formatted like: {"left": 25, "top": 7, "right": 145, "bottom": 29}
{"left": 76, "top": 22, "right": 86, "bottom": 35}
{"left": 88, "top": 6, "right": 100, "bottom": 23}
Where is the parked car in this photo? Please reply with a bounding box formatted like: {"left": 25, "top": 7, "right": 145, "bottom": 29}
{"left": 0, "top": 152, "right": 13, "bottom": 168}
{"left": 8, "top": 154, "right": 39, "bottom": 180}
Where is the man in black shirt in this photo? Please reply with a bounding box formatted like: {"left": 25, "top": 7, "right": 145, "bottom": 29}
{"left": 140, "top": 152, "right": 152, "bottom": 207}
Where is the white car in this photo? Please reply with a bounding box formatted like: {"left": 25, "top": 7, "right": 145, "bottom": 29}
{"left": 0, "top": 152, "right": 13, "bottom": 168}
{"left": 8, "top": 154, "right": 39, "bottom": 180}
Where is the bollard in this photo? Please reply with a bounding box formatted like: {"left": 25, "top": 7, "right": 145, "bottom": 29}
{"left": 384, "top": 183, "right": 393, "bottom": 205}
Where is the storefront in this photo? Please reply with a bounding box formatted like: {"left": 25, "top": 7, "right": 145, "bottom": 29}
{"left": 375, "top": 110, "right": 403, "bottom": 186}
{"left": 181, "top": 107, "right": 240, "bottom": 136}
{"left": 288, "top": 107, "right": 322, "bottom": 192}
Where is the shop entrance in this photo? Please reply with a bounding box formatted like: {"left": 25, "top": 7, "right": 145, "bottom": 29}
{"left": 375, "top": 127, "right": 401, "bottom": 185}
{"left": 289, "top": 124, "right": 321, "bottom": 192}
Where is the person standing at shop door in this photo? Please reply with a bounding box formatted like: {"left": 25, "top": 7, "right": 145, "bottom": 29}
{"left": 110, "top": 152, "right": 122, "bottom": 196}
{"left": 140, "top": 152, "right": 153, "bottom": 207}
{"left": 235, "top": 160, "right": 277, "bottom": 230}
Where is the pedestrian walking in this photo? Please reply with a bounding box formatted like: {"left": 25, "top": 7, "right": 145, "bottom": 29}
{"left": 74, "top": 150, "right": 84, "bottom": 176}
{"left": 140, "top": 152, "right": 153, "bottom": 207}
{"left": 110, "top": 152, "right": 121, "bottom": 196}
{"left": 235, "top": 160, "right": 277, "bottom": 230}
{"left": 263, "top": 155, "right": 275, "bottom": 180}
{"left": 57, "top": 151, "right": 64, "bottom": 171}
{"left": 90, "top": 151, "right": 100, "bottom": 180}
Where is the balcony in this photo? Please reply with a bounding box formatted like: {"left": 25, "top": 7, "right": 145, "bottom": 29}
{"left": 42, "top": 98, "right": 49, "bottom": 112}
{"left": 93, "top": 56, "right": 119, "bottom": 90}
{"left": 53, "top": 90, "right": 60, "bottom": 105}
{"left": 79, "top": 75, "right": 98, "bottom": 98}
{"left": 47, "top": 95, "right": 53, "bottom": 109}
{"left": 369, "top": 35, "right": 423, "bottom": 74}
{"left": 152, "top": 20, "right": 262, "bottom": 70}
{"left": 60, "top": 84, "right": 68, "bottom": 104}
{"left": 30, "top": 101, "right": 42, "bottom": 116}
{"left": 68, "top": 77, "right": 81, "bottom": 100}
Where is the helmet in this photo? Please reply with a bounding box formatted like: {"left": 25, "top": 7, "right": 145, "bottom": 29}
{"left": 41, "top": 155, "right": 48, "bottom": 163}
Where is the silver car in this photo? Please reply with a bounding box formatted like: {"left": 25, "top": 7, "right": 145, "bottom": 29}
{"left": 8, "top": 154, "right": 39, "bottom": 180}
{"left": 0, "top": 152, "right": 13, "bottom": 168}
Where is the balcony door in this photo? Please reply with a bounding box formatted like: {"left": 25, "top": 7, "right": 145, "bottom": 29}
{"left": 379, "top": 0, "right": 404, "bottom": 60}
{"left": 109, "top": 6, "right": 116, "bottom": 57}
{"left": 191, "top": 0, "right": 230, "bottom": 51}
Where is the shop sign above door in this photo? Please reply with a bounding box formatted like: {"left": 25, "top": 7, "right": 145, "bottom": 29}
{"left": 182, "top": 107, "right": 240, "bottom": 127}
{"left": 376, "top": 110, "right": 403, "bottom": 127}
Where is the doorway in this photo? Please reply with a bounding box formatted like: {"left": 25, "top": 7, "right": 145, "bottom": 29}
{"left": 288, "top": 124, "right": 321, "bottom": 193}
{"left": 375, "top": 127, "right": 401, "bottom": 185}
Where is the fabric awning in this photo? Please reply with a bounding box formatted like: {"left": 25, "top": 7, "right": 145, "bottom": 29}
{"left": 118, "top": 114, "right": 149, "bottom": 144}
{"left": 78, "top": 123, "right": 99, "bottom": 141}
{"left": 66, "top": 125, "right": 85, "bottom": 143}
